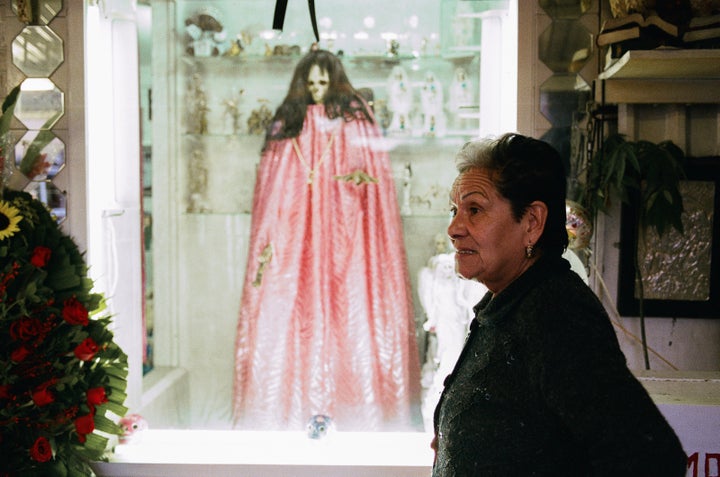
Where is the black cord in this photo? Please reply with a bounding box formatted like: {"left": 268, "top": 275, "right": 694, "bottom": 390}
{"left": 272, "top": 0, "right": 320, "bottom": 43}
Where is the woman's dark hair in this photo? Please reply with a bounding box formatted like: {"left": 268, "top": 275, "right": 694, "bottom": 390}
{"left": 264, "top": 49, "right": 373, "bottom": 147}
{"left": 455, "top": 133, "right": 569, "bottom": 257}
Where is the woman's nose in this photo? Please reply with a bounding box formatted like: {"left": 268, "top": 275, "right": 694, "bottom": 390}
{"left": 447, "top": 214, "right": 463, "bottom": 240}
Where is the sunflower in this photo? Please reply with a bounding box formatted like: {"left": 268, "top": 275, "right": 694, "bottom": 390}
{"left": 0, "top": 199, "right": 22, "bottom": 239}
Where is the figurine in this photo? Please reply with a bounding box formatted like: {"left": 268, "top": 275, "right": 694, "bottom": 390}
{"left": 247, "top": 99, "right": 273, "bottom": 135}
{"left": 223, "top": 89, "right": 245, "bottom": 135}
{"left": 306, "top": 414, "right": 335, "bottom": 439}
{"left": 118, "top": 414, "right": 149, "bottom": 444}
{"left": 418, "top": 252, "right": 486, "bottom": 431}
{"left": 401, "top": 162, "right": 412, "bottom": 215}
{"left": 419, "top": 71, "right": 446, "bottom": 137}
{"left": 386, "top": 65, "right": 413, "bottom": 134}
{"left": 233, "top": 49, "right": 419, "bottom": 431}
{"left": 448, "top": 67, "right": 474, "bottom": 129}
{"left": 187, "top": 73, "right": 210, "bottom": 135}
{"left": 184, "top": 8, "right": 230, "bottom": 57}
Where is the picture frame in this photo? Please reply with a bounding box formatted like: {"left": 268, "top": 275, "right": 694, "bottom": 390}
{"left": 617, "top": 157, "right": 720, "bottom": 318}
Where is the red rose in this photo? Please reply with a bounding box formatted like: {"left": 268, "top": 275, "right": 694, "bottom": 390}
{"left": 0, "top": 384, "right": 10, "bottom": 399}
{"left": 10, "top": 345, "right": 31, "bottom": 362}
{"left": 9, "top": 316, "right": 42, "bottom": 341}
{"left": 30, "top": 246, "right": 52, "bottom": 267}
{"left": 74, "top": 413, "right": 95, "bottom": 438}
{"left": 62, "top": 297, "right": 89, "bottom": 326}
{"left": 32, "top": 387, "right": 55, "bottom": 407}
{"left": 87, "top": 387, "right": 108, "bottom": 406}
{"left": 29, "top": 436, "right": 52, "bottom": 462}
{"left": 74, "top": 338, "right": 99, "bottom": 361}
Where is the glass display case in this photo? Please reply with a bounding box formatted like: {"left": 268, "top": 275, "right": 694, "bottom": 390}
{"left": 147, "top": 0, "right": 515, "bottom": 428}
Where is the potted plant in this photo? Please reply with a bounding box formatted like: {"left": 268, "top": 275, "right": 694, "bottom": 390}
{"left": 1, "top": 84, "right": 129, "bottom": 476}
{"left": 578, "top": 132, "right": 686, "bottom": 369}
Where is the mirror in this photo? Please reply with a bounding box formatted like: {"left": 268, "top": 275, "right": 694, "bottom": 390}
{"left": 26, "top": 180, "right": 67, "bottom": 223}
{"left": 12, "top": 26, "right": 64, "bottom": 77}
{"left": 14, "top": 79, "right": 64, "bottom": 130}
{"left": 8, "top": 5, "right": 66, "bottom": 231}
{"left": 14, "top": 130, "right": 65, "bottom": 181}
{"left": 539, "top": 0, "right": 591, "bottom": 19}
{"left": 12, "top": 0, "right": 62, "bottom": 25}
{"left": 539, "top": 74, "right": 590, "bottom": 126}
{"left": 539, "top": 74, "right": 590, "bottom": 166}
{"left": 538, "top": 20, "right": 592, "bottom": 73}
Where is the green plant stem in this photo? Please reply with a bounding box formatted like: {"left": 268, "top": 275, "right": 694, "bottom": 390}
{"left": 634, "top": 221, "right": 650, "bottom": 370}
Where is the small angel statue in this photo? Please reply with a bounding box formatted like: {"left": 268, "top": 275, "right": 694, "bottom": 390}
{"left": 418, "top": 249, "right": 486, "bottom": 431}
{"left": 419, "top": 70, "right": 446, "bottom": 137}
{"left": 386, "top": 66, "right": 413, "bottom": 134}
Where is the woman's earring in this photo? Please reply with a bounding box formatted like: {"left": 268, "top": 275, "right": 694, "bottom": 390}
{"left": 525, "top": 243, "right": 535, "bottom": 259}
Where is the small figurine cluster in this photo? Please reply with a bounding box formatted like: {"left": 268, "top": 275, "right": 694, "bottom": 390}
{"left": 184, "top": 8, "right": 302, "bottom": 58}
{"left": 184, "top": 8, "right": 230, "bottom": 57}
{"left": 382, "top": 65, "right": 474, "bottom": 138}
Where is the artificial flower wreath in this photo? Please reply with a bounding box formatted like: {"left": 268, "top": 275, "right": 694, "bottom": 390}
{"left": 0, "top": 188, "right": 128, "bottom": 476}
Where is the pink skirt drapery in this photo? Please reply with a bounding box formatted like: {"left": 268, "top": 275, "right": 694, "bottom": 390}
{"left": 233, "top": 105, "right": 421, "bottom": 431}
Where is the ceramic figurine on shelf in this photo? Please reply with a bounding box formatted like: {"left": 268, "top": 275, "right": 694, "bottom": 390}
{"left": 418, "top": 251, "right": 487, "bottom": 431}
{"left": 184, "top": 7, "right": 230, "bottom": 57}
{"left": 247, "top": 99, "right": 273, "bottom": 135}
{"left": 118, "top": 414, "right": 149, "bottom": 444}
{"left": 386, "top": 65, "right": 413, "bottom": 134}
{"left": 187, "top": 73, "right": 210, "bottom": 135}
{"left": 387, "top": 39, "right": 400, "bottom": 57}
{"left": 401, "top": 162, "right": 412, "bottom": 216}
{"left": 419, "top": 70, "right": 446, "bottom": 137}
{"left": 223, "top": 89, "right": 245, "bottom": 135}
{"left": 306, "top": 414, "right": 335, "bottom": 439}
{"left": 448, "top": 67, "right": 474, "bottom": 130}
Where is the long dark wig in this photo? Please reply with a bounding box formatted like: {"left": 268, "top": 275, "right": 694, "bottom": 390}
{"left": 263, "top": 49, "right": 374, "bottom": 149}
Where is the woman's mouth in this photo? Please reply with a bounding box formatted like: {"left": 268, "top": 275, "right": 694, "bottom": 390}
{"left": 456, "top": 249, "right": 475, "bottom": 255}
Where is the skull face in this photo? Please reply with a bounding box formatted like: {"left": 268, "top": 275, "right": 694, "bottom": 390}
{"left": 307, "top": 65, "right": 330, "bottom": 104}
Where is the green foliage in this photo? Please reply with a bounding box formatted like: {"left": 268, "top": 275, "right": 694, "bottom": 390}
{"left": 0, "top": 84, "right": 21, "bottom": 135}
{"left": 0, "top": 189, "right": 128, "bottom": 476}
{"left": 582, "top": 133, "right": 686, "bottom": 238}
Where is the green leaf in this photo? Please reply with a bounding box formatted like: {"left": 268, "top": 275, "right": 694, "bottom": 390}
{"left": 0, "top": 84, "right": 21, "bottom": 134}
{"left": 83, "top": 432, "right": 109, "bottom": 453}
{"left": 104, "top": 400, "right": 129, "bottom": 417}
{"left": 94, "top": 413, "right": 122, "bottom": 434}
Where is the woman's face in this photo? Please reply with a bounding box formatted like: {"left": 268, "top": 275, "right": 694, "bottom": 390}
{"left": 307, "top": 65, "right": 330, "bottom": 104}
{"left": 447, "top": 167, "right": 531, "bottom": 293}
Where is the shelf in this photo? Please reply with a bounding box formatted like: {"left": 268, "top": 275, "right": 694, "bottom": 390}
{"left": 595, "top": 49, "right": 720, "bottom": 104}
{"left": 183, "top": 53, "right": 474, "bottom": 67}
{"left": 599, "top": 49, "right": 720, "bottom": 80}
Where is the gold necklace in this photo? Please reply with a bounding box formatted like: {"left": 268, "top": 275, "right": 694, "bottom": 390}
{"left": 291, "top": 131, "right": 337, "bottom": 185}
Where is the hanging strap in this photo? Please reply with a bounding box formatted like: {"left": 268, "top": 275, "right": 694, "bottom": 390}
{"left": 273, "top": 0, "right": 320, "bottom": 42}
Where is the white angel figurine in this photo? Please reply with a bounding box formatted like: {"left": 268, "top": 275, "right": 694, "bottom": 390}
{"left": 418, "top": 252, "right": 486, "bottom": 430}
{"left": 448, "top": 67, "right": 474, "bottom": 129}
{"left": 419, "top": 71, "right": 446, "bottom": 137}
{"left": 386, "top": 65, "right": 413, "bottom": 134}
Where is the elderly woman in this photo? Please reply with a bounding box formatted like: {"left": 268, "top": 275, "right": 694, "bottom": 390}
{"left": 432, "top": 133, "right": 686, "bottom": 476}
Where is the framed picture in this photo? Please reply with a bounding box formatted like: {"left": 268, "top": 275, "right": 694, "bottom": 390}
{"left": 617, "top": 157, "right": 720, "bottom": 318}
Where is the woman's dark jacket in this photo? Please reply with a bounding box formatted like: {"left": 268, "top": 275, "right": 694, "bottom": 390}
{"left": 432, "top": 254, "right": 687, "bottom": 476}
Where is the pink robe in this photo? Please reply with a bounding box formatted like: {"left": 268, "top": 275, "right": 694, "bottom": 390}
{"left": 233, "top": 105, "right": 421, "bottom": 431}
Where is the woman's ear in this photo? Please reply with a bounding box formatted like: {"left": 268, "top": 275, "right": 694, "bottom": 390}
{"left": 525, "top": 200, "right": 548, "bottom": 243}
